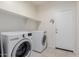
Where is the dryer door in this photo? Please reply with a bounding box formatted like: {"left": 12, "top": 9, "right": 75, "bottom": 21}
{"left": 11, "top": 39, "right": 31, "bottom": 57}
{"left": 42, "top": 35, "right": 47, "bottom": 46}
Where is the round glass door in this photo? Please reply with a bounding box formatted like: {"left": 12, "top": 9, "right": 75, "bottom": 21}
{"left": 16, "top": 41, "right": 31, "bottom": 57}
{"left": 12, "top": 40, "right": 31, "bottom": 57}
{"left": 0, "top": 43, "right": 1, "bottom": 57}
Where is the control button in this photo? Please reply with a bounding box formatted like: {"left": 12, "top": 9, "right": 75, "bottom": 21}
{"left": 28, "top": 33, "right": 32, "bottom": 36}
{"left": 22, "top": 34, "right": 25, "bottom": 38}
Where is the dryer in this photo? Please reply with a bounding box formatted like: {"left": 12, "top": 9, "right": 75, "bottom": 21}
{"left": 1, "top": 32, "right": 32, "bottom": 57}
{"left": 32, "top": 31, "right": 47, "bottom": 53}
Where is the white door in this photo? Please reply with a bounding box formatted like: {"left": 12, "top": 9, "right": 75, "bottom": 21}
{"left": 55, "top": 10, "right": 75, "bottom": 51}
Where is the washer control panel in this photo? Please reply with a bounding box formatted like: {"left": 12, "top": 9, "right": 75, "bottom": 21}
{"left": 22, "top": 33, "right": 32, "bottom": 38}
{"left": 28, "top": 33, "right": 32, "bottom": 36}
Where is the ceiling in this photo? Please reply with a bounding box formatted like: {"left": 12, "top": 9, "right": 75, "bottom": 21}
{"left": 30, "top": 1, "right": 76, "bottom": 6}
{"left": 31, "top": 1, "right": 53, "bottom": 6}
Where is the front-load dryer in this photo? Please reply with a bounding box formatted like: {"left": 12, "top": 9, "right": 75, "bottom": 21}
{"left": 32, "top": 31, "right": 47, "bottom": 53}
{"left": 1, "top": 32, "right": 32, "bottom": 57}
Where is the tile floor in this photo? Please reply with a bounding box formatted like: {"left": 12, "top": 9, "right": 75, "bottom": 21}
{"left": 31, "top": 47, "right": 77, "bottom": 57}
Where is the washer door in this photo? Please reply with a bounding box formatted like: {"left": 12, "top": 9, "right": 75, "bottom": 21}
{"left": 0, "top": 41, "right": 1, "bottom": 57}
{"left": 11, "top": 39, "right": 31, "bottom": 57}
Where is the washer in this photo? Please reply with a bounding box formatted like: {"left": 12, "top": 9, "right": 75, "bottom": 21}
{"left": 32, "top": 31, "right": 47, "bottom": 53}
{"left": 0, "top": 35, "right": 1, "bottom": 57}
{"left": 1, "top": 32, "right": 32, "bottom": 57}
{"left": 0, "top": 33, "right": 4, "bottom": 57}
{"left": 0, "top": 35, "right": 2, "bottom": 57}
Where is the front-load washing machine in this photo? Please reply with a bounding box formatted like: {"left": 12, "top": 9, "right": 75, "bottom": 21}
{"left": 32, "top": 31, "right": 47, "bottom": 53}
{"left": 1, "top": 32, "right": 32, "bottom": 57}
{"left": 0, "top": 35, "right": 3, "bottom": 57}
{"left": 0, "top": 38, "right": 1, "bottom": 57}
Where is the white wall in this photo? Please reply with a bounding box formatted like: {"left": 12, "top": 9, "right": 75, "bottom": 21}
{"left": 37, "top": 1, "right": 76, "bottom": 48}
{"left": 76, "top": 2, "right": 79, "bottom": 55}
{"left": 0, "top": 9, "right": 25, "bottom": 31}
{"left": 0, "top": 1, "right": 38, "bottom": 32}
{"left": 24, "top": 19, "right": 40, "bottom": 31}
